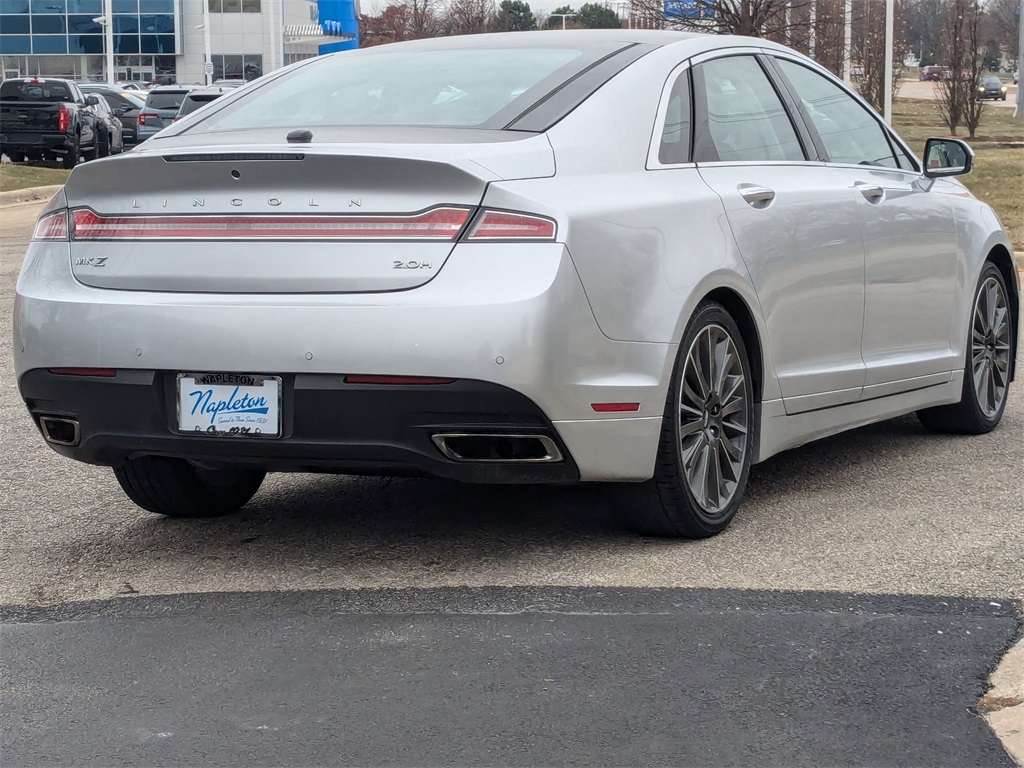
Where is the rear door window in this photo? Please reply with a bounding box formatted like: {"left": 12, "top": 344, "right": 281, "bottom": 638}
{"left": 691, "top": 56, "right": 805, "bottom": 163}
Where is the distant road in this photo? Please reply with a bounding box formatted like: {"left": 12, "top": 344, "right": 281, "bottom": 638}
{"left": 899, "top": 78, "right": 1018, "bottom": 107}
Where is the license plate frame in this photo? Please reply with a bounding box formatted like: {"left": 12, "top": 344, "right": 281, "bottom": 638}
{"left": 176, "top": 372, "right": 282, "bottom": 438}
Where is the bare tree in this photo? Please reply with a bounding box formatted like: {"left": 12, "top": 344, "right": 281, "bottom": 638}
{"left": 436, "top": 0, "right": 496, "bottom": 34}
{"left": 856, "top": 0, "right": 906, "bottom": 113}
{"left": 962, "top": 0, "right": 986, "bottom": 137}
{"left": 631, "top": 0, "right": 814, "bottom": 37}
{"left": 937, "top": 0, "right": 970, "bottom": 134}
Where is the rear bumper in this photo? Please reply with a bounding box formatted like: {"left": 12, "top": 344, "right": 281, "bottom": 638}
{"left": 0, "top": 132, "right": 74, "bottom": 153}
{"left": 20, "top": 369, "right": 584, "bottom": 483}
{"left": 14, "top": 242, "right": 671, "bottom": 482}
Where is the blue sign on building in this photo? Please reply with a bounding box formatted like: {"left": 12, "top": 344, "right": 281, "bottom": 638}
{"left": 315, "top": 0, "right": 357, "bottom": 54}
{"left": 663, "top": 0, "right": 714, "bottom": 21}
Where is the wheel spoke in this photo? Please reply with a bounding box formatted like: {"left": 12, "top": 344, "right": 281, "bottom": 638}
{"left": 678, "top": 322, "right": 749, "bottom": 516}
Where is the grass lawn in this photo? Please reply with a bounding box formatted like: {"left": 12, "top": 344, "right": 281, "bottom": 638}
{"left": 0, "top": 163, "right": 70, "bottom": 193}
{"left": 892, "top": 98, "right": 1024, "bottom": 252}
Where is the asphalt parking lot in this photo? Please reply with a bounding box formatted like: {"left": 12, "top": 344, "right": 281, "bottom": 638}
{"left": 2, "top": 200, "right": 1024, "bottom": 605}
{"left": 2, "top": 200, "right": 1022, "bottom": 765}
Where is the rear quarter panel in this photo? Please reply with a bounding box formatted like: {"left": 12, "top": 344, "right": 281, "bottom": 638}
{"left": 486, "top": 43, "right": 780, "bottom": 400}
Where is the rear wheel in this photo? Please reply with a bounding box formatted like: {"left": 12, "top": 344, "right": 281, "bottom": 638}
{"left": 61, "top": 136, "right": 80, "bottom": 169}
{"left": 619, "top": 301, "right": 754, "bottom": 538}
{"left": 5, "top": 151, "right": 26, "bottom": 163}
{"left": 918, "top": 262, "right": 1013, "bottom": 434}
{"left": 113, "top": 456, "right": 266, "bottom": 518}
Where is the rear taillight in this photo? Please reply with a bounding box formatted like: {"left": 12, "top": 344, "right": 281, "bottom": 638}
{"left": 464, "top": 210, "right": 557, "bottom": 241}
{"left": 138, "top": 112, "right": 157, "bottom": 125}
{"left": 57, "top": 107, "right": 70, "bottom": 133}
{"left": 70, "top": 207, "right": 472, "bottom": 241}
{"left": 32, "top": 210, "right": 69, "bottom": 241}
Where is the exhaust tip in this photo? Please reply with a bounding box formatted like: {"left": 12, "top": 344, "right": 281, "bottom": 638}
{"left": 39, "top": 416, "right": 80, "bottom": 447}
{"left": 432, "top": 433, "right": 563, "bottom": 463}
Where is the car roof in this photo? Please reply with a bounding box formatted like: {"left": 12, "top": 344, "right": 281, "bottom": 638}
{"left": 148, "top": 85, "right": 192, "bottom": 93}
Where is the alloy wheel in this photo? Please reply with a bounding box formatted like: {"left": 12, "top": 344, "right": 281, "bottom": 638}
{"left": 678, "top": 323, "right": 749, "bottom": 516}
{"left": 971, "top": 276, "right": 1011, "bottom": 417}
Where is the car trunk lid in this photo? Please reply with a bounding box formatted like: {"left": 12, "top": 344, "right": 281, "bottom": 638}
{"left": 63, "top": 133, "right": 555, "bottom": 293}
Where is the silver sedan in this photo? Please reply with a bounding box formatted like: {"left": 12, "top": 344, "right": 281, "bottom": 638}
{"left": 14, "top": 31, "right": 1017, "bottom": 538}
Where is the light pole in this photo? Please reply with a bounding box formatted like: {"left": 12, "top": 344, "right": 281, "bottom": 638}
{"left": 549, "top": 12, "right": 576, "bottom": 29}
{"left": 91, "top": 0, "right": 114, "bottom": 83}
{"left": 201, "top": 0, "right": 213, "bottom": 84}
{"left": 843, "top": 0, "right": 852, "bottom": 83}
{"left": 883, "top": 0, "right": 894, "bottom": 124}
{"left": 1015, "top": 0, "right": 1023, "bottom": 120}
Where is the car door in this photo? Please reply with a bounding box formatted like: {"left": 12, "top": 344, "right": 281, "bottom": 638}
{"left": 70, "top": 84, "right": 95, "bottom": 146}
{"left": 691, "top": 52, "right": 868, "bottom": 414}
{"left": 771, "top": 56, "right": 959, "bottom": 396}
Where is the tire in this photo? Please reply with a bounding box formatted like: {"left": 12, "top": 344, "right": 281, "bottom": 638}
{"left": 618, "top": 301, "right": 755, "bottom": 538}
{"left": 918, "top": 262, "right": 1013, "bottom": 435}
{"left": 61, "top": 136, "right": 80, "bottom": 169}
{"left": 5, "top": 151, "right": 26, "bottom": 163}
{"left": 113, "top": 456, "right": 266, "bottom": 518}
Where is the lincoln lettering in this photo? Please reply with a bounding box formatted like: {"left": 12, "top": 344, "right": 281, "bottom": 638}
{"left": 189, "top": 386, "right": 269, "bottom": 425}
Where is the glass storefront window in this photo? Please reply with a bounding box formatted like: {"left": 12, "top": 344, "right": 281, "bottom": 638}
{"left": 138, "top": 0, "right": 171, "bottom": 12}
{"left": 31, "top": 13, "right": 65, "bottom": 31}
{"left": 112, "top": 14, "right": 137, "bottom": 32}
{"left": 67, "top": 34, "right": 102, "bottom": 53}
{"left": 30, "top": 0, "right": 65, "bottom": 12}
{"left": 66, "top": 0, "right": 101, "bottom": 12}
{"left": 0, "top": 35, "right": 31, "bottom": 53}
{"left": 0, "top": 14, "right": 31, "bottom": 31}
{"left": 0, "top": 0, "right": 29, "bottom": 11}
{"left": 67, "top": 14, "right": 101, "bottom": 32}
{"left": 32, "top": 34, "right": 68, "bottom": 53}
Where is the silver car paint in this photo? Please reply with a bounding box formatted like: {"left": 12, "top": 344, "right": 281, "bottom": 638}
{"left": 13, "top": 31, "right": 1017, "bottom": 480}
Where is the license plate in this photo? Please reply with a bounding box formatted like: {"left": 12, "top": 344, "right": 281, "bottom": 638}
{"left": 177, "top": 373, "right": 281, "bottom": 437}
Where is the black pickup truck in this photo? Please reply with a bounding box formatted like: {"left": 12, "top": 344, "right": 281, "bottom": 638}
{"left": 0, "top": 77, "right": 100, "bottom": 169}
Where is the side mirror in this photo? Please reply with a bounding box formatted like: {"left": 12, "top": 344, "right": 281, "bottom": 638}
{"left": 85, "top": 94, "right": 100, "bottom": 106}
{"left": 115, "top": 105, "right": 129, "bottom": 115}
{"left": 923, "top": 137, "right": 974, "bottom": 178}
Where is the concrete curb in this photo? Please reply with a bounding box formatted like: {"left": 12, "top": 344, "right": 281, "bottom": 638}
{"left": 983, "top": 637, "right": 1024, "bottom": 766}
{"left": 0, "top": 184, "right": 62, "bottom": 208}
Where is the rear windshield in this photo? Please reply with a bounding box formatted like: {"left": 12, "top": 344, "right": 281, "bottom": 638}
{"left": 194, "top": 47, "right": 587, "bottom": 132}
{"left": 0, "top": 80, "right": 71, "bottom": 101}
{"left": 179, "top": 93, "right": 224, "bottom": 116}
{"left": 146, "top": 91, "right": 189, "bottom": 110}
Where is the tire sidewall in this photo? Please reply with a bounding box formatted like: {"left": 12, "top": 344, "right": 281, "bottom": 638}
{"left": 666, "top": 302, "right": 755, "bottom": 534}
{"left": 962, "top": 263, "right": 1012, "bottom": 430}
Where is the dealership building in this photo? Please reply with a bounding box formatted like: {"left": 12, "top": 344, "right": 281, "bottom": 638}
{"left": 0, "top": 0, "right": 356, "bottom": 85}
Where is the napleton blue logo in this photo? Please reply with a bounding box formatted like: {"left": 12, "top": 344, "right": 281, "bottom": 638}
{"left": 188, "top": 386, "right": 269, "bottom": 424}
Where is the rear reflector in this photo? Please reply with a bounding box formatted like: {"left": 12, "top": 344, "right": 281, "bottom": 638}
{"left": 70, "top": 207, "right": 472, "bottom": 241}
{"left": 466, "top": 210, "right": 556, "bottom": 241}
{"left": 32, "top": 210, "right": 69, "bottom": 241}
{"left": 591, "top": 403, "right": 640, "bottom": 412}
{"left": 344, "top": 375, "right": 455, "bottom": 385}
{"left": 49, "top": 367, "right": 117, "bottom": 377}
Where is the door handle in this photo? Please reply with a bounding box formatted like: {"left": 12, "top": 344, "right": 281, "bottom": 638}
{"left": 854, "top": 182, "right": 885, "bottom": 202}
{"left": 738, "top": 184, "right": 776, "bottom": 207}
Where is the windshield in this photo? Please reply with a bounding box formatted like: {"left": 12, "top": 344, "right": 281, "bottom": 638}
{"left": 982, "top": 77, "right": 1001, "bottom": 86}
{"left": 194, "top": 47, "right": 586, "bottom": 132}
{"left": 0, "top": 80, "right": 72, "bottom": 101}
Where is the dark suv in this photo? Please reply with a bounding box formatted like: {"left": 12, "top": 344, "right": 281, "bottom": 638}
{"left": 77, "top": 84, "right": 146, "bottom": 145}
{"left": 137, "top": 85, "right": 192, "bottom": 142}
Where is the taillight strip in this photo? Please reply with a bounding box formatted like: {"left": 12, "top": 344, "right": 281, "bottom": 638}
{"left": 70, "top": 207, "right": 472, "bottom": 241}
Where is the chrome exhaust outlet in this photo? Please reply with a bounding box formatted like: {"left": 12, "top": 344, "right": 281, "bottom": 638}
{"left": 38, "top": 416, "right": 81, "bottom": 447}
{"left": 432, "top": 433, "right": 563, "bottom": 463}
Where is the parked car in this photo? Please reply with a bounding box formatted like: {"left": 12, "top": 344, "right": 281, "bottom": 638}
{"left": 977, "top": 75, "right": 1008, "bottom": 101}
{"left": 136, "top": 85, "right": 193, "bottom": 141}
{"left": 0, "top": 77, "right": 99, "bottom": 168}
{"left": 77, "top": 84, "right": 145, "bottom": 145}
{"left": 173, "top": 85, "right": 233, "bottom": 122}
{"left": 89, "top": 94, "right": 124, "bottom": 155}
{"left": 14, "top": 32, "right": 1018, "bottom": 538}
{"left": 211, "top": 79, "right": 248, "bottom": 89}
{"left": 920, "top": 65, "right": 950, "bottom": 81}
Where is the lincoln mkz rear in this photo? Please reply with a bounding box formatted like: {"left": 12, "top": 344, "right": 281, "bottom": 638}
{"left": 14, "top": 31, "right": 1017, "bottom": 538}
